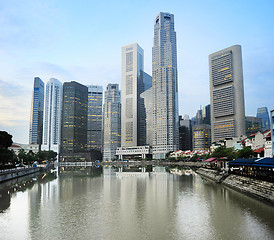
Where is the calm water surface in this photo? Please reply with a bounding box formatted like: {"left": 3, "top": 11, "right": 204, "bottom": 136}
{"left": 0, "top": 166, "right": 274, "bottom": 240}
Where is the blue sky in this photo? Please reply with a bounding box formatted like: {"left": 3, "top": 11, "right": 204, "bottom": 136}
{"left": 0, "top": 0, "right": 273, "bottom": 143}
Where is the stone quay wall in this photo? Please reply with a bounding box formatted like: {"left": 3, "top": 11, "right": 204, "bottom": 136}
{"left": 197, "top": 168, "right": 274, "bottom": 204}
{"left": 0, "top": 167, "right": 41, "bottom": 183}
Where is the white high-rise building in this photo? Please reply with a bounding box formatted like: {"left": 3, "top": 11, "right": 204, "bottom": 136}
{"left": 152, "top": 12, "right": 179, "bottom": 159}
{"left": 121, "top": 43, "right": 143, "bottom": 147}
{"left": 103, "top": 84, "right": 121, "bottom": 161}
{"left": 42, "top": 78, "right": 62, "bottom": 154}
{"left": 209, "top": 45, "right": 245, "bottom": 142}
{"left": 121, "top": 43, "right": 152, "bottom": 147}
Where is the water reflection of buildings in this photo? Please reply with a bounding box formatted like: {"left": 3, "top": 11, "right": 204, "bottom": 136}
{"left": 0, "top": 171, "right": 56, "bottom": 213}
{"left": 101, "top": 165, "right": 178, "bottom": 239}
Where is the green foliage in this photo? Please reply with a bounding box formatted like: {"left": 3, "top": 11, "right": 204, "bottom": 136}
{"left": 0, "top": 131, "right": 13, "bottom": 149}
{"left": 166, "top": 151, "right": 173, "bottom": 158}
{"left": 0, "top": 148, "right": 14, "bottom": 165}
{"left": 18, "top": 149, "right": 27, "bottom": 163}
{"left": 236, "top": 147, "right": 254, "bottom": 158}
{"left": 210, "top": 146, "right": 236, "bottom": 160}
{"left": 190, "top": 154, "right": 199, "bottom": 161}
{"left": 0, "top": 131, "right": 14, "bottom": 165}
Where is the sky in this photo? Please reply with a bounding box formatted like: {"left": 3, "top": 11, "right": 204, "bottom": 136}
{"left": 0, "top": 0, "right": 273, "bottom": 143}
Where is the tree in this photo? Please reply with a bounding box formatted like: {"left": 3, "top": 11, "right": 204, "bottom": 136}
{"left": 36, "top": 151, "right": 48, "bottom": 163}
{"left": 0, "top": 131, "right": 13, "bottom": 149}
{"left": 211, "top": 146, "right": 236, "bottom": 160}
{"left": 18, "top": 149, "right": 27, "bottom": 164}
{"left": 48, "top": 151, "right": 57, "bottom": 161}
{"left": 0, "top": 149, "right": 13, "bottom": 165}
{"left": 236, "top": 147, "right": 254, "bottom": 158}
{"left": 0, "top": 131, "right": 14, "bottom": 165}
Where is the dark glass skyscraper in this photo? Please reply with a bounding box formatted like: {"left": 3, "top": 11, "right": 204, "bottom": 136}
{"left": 256, "top": 107, "right": 270, "bottom": 132}
{"left": 29, "top": 77, "right": 44, "bottom": 147}
{"left": 60, "top": 81, "right": 88, "bottom": 161}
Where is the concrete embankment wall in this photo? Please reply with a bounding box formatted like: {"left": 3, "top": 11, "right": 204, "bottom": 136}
{"left": 223, "top": 174, "right": 274, "bottom": 204}
{"left": 0, "top": 168, "right": 41, "bottom": 183}
{"left": 197, "top": 168, "right": 274, "bottom": 204}
{"left": 196, "top": 168, "right": 228, "bottom": 183}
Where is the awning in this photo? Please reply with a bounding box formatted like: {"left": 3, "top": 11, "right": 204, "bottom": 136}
{"left": 229, "top": 158, "right": 274, "bottom": 168}
{"left": 254, "top": 158, "right": 274, "bottom": 167}
{"left": 204, "top": 157, "right": 217, "bottom": 162}
{"left": 228, "top": 158, "right": 257, "bottom": 166}
{"left": 254, "top": 147, "right": 264, "bottom": 153}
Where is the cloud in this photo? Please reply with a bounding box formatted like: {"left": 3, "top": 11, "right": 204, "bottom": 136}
{"left": 0, "top": 80, "right": 30, "bottom": 126}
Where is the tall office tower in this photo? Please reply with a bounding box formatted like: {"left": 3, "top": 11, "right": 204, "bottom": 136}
{"left": 103, "top": 84, "right": 121, "bottom": 161}
{"left": 140, "top": 86, "right": 153, "bottom": 146}
{"left": 245, "top": 116, "right": 262, "bottom": 136}
{"left": 195, "top": 109, "right": 203, "bottom": 125}
{"left": 202, "top": 104, "right": 211, "bottom": 125}
{"left": 42, "top": 78, "right": 62, "bottom": 154}
{"left": 256, "top": 107, "right": 270, "bottom": 131}
{"left": 179, "top": 115, "right": 192, "bottom": 151}
{"left": 152, "top": 12, "right": 179, "bottom": 159}
{"left": 87, "top": 85, "right": 103, "bottom": 151}
{"left": 193, "top": 124, "right": 211, "bottom": 151}
{"left": 209, "top": 45, "right": 245, "bottom": 143}
{"left": 270, "top": 110, "right": 274, "bottom": 157}
{"left": 29, "top": 77, "right": 44, "bottom": 148}
{"left": 60, "top": 81, "right": 88, "bottom": 161}
{"left": 121, "top": 43, "right": 152, "bottom": 147}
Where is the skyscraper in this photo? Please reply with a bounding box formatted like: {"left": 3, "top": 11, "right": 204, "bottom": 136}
{"left": 209, "top": 45, "right": 245, "bottom": 143}
{"left": 245, "top": 116, "right": 262, "bottom": 136}
{"left": 42, "top": 78, "right": 62, "bottom": 154}
{"left": 103, "top": 84, "right": 121, "bottom": 161}
{"left": 121, "top": 43, "right": 144, "bottom": 147}
{"left": 256, "top": 107, "right": 270, "bottom": 131}
{"left": 193, "top": 124, "right": 211, "bottom": 151}
{"left": 202, "top": 104, "right": 211, "bottom": 125}
{"left": 87, "top": 85, "right": 103, "bottom": 151}
{"left": 29, "top": 77, "right": 44, "bottom": 147}
{"left": 270, "top": 110, "right": 274, "bottom": 157}
{"left": 152, "top": 12, "right": 179, "bottom": 159}
{"left": 179, "top": 115, "right": 192, "bottom": 151}
{"left": 60, "top": 81, "right": 88, "bottom": 161}
{"left": 121, "top": 43, "right": 152, "bottom": 148}
{"left": 140, "top": 86, "right": 153, "bottom": 146}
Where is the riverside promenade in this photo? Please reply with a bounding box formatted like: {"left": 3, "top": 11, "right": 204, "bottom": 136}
{"left": 59, "top": 160, "right": 205, "bottom": 167}
{"left": 0, "top": 163, "right": 54, "bottom": 183}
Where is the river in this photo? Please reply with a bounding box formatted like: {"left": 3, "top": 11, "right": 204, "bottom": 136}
{"left": 0, "top": 166, "right": 274, "bottom": 240}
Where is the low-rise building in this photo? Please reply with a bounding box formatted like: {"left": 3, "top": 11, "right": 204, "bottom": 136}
{"left": 116, "top": 146, "right": 152, "bottom": 160}
{"left": 9, "top": 143, "right": 39, "bottom": 155}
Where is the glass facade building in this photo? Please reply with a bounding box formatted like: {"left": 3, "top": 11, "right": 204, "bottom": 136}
{"left": 42, "top": 78, "right": 62, "bottom": 154}
{"left": 152, "top": 12, "right": 179, "bottom": 159}
{"left": 209, "top": 45, "right": 245, "bottom": 142}
{"left": 29, "top": 77, "right": 44, "bottom": 147}
{"left": 256, "top": 107, "right": 270, "bottom": 132}
{"left": 60, "top": 81, "right": 88, "bottom": 161}
{"left": 103, "top": 84, "right": 121, "bottom": 161}
{"left": 245, "top": 116, "right": 262, "bottom": 136}
{"left": 193, "top": 124, "right": 211, "bottom": 151}
{"left": 179, "top": 115, "right": 192, "bottom": 151}
{"left": 87, "top": 85, "right": 103, "bottom": 151}
{"left": 271, "top": 110, "right": 274, "bottom": 157}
